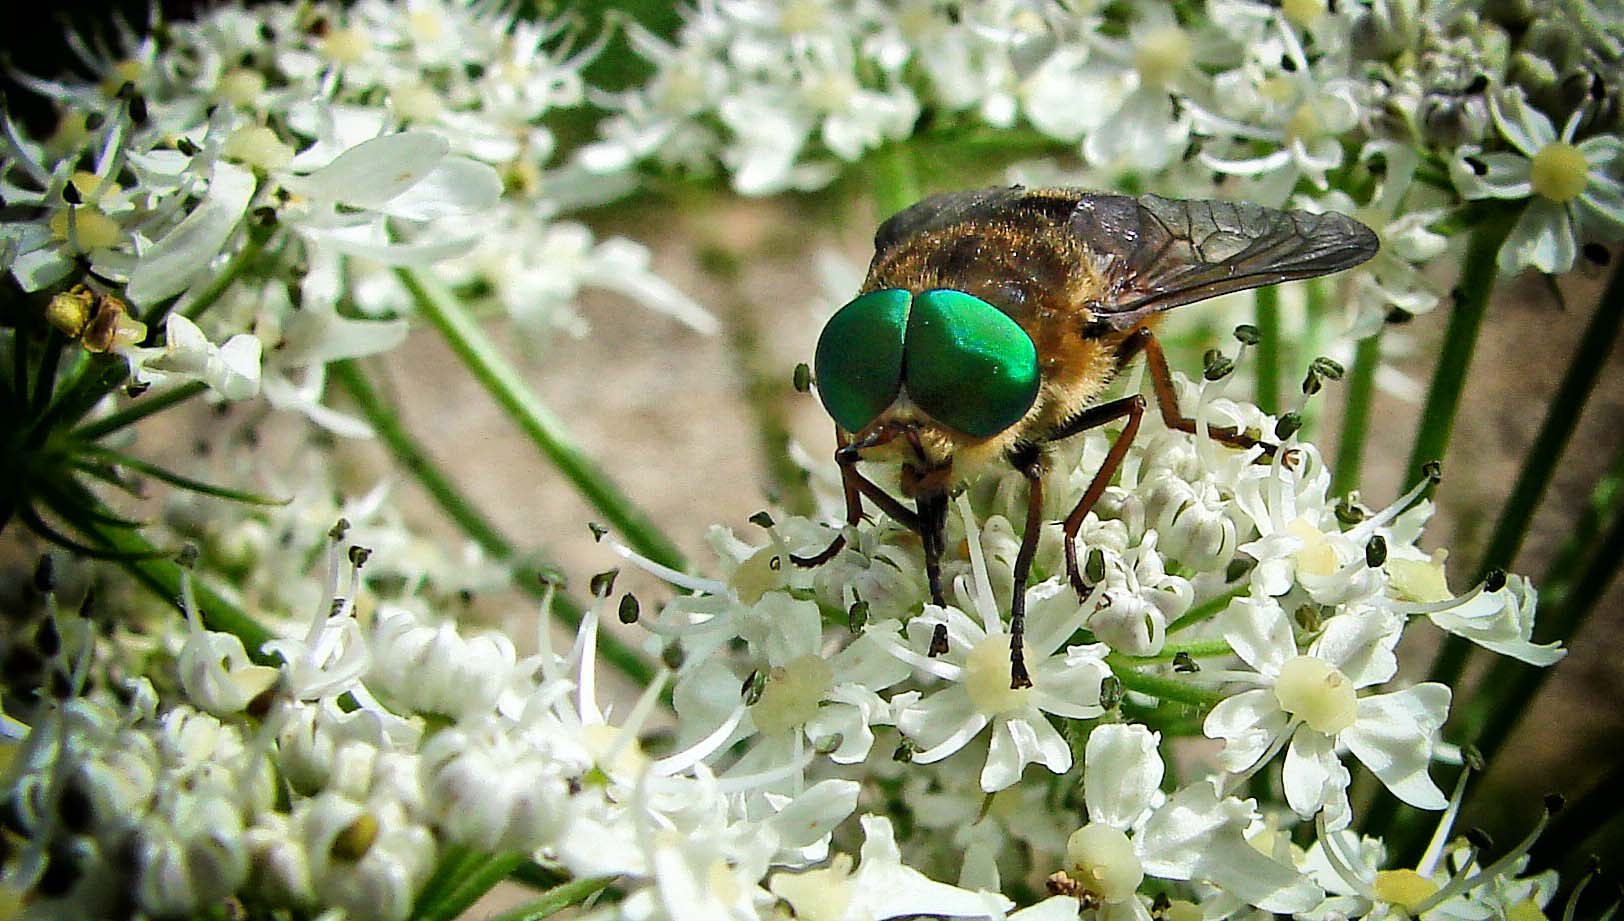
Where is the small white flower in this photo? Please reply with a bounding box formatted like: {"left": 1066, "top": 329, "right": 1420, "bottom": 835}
{"left": 1450, "top": 87, "right": 1624, "bottom": 274}
{"left": 1062, "top": 724, "right": 1322, "bottom": 919}
{"left": 122, "top": 313, "right": 262, "bottom": 400}
{"left": 1204, "top": 601, "right": 1449, "bottom": 829}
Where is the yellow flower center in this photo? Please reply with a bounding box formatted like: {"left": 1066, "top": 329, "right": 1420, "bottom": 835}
{"left": 1529, "top": 142, "right": 1589, "bottom": 203}
{"left": 1065, "top": 824, "right": 1144, "bottom": 903}
{"left": 409, "top": 8, "right": 446, "bottom": 43}
{"left": 322, "top": 27, "right": 372, "bottom": 65}
{"left": 779, "top": 0, "right": 826, "bottom": 35}
{"left": 769, "top": 854, "right": 854, "bottom": 921}
{"left": 1287, "top": 517, "right": 1338, "bottom": 577}
{"left": 1134, "top": 26, "right": 1192, "bottom": 89}
{"left": 731, "top": 546, "right": 786, "bottom": 605}
{"left": 218, "top": 68, "right": 266, "bottom": 107}
{"left": 1274, "top": 655, "right": 1357, "bottom": 734}
{"left": 49, "top": 207, "right": 122, "bottom": 251}
{"left": 1373, "top": 869, "right": 1440, "bottom": 912}
{"left": 1286, "top": 103, "right": 1322, "bottom": 143}
{"left": 223, "top": 125, "right": 295, "bottom": 172}
{"left": 1386, "top": 549, "right": 1452, "bottom": 603}
{"left": 964, "top": 634, "right": 1032, "bottom": 715}
{"left": 752, "top": 655, "right": 833, "bottom": 735}
{"left": 1281, "top": 0, "right": 1326, "bottom": 27}
{"left": 1507, "top": 898, "right": 1550, "bottom": 921}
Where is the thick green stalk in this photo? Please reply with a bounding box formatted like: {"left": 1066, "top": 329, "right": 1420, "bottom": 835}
{"left": 1404, "top": 214, "right": 1513, "bottom": 485}
{"left": 1331, "top": 330, "right": 1382, "bottom": 496}
{"left": 868, "top": 143, "right": 920, "bottom": 220}
{"left": 330, "top": 358, "right": 660, "bottom": 689}
{"left": 86, "top": 517, "right": 277, "bottom": 659}
{"left": 1466, "top": 499, "right": 1624, "bottom": 766}
{"left": 1253, "top": 285, "right": 1282, "bottom": 415}
{"left": 1474, "top": 258, "right": 1624, "bottom": 578}
{"left": 489, "top": 876, "right": 615, "bottom": 921}
{"left": 399, "top": 267, "right": 686, "bottom": 573}
{"left": 1106, "top": 654, "right": 1225, "bottom": 710}
{"left": 70, "top": 380, "right": 207, "bottom": 441}
{"left": 413, "top": 852, "right": 526, "bottom": 921}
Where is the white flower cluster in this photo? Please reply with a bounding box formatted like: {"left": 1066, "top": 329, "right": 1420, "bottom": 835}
{"left": 0, "top": 370, "right": 1567, "bottom": 919}
{"left": 590, "top": 0, "right": 1623, "bottom": 296}
{"left": 0, "top": 0, "right": 710, "bottom": 433}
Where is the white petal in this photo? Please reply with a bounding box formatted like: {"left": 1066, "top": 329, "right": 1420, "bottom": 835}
{"left": 849, "top": 815, "right": 1009, "bottom": 919}
{"left": 1341, "top": 684, "right": 1450, "bottom": 810}
{"left": 1010, "top": 895, "right": 1082, "bottom": 921}
{"left": 765, "top": 779, "right": 859, "bottom": 851}
{"left": 378, "top": 156, "right": 502, "bottom": 221}
{"left": 1310, "top": 608, "right": 1400, "bottom": 689}
{"left": 1220, "top": 595, "right": 1295, "bottom": 677}
{"left": 983, "top": 711, "right": 1070, "bottom": 791}
{"left": 1138, "top": 784, "right": 1323, "bottom": 913}
{"left": 127, "top": 161, "right": 255, "bottom": 306}
{"left": 1083, "top": 724, "right": 1163, "bottom": 830}
{"left": 898, "top": 688, "right": 987, "bottom": 763}
{"left": 1500, "top": 199, "right": 1577, "bottom": 274}
{"left": 1282, "top": 726, "right": 1345, "bottom": 819}
{"left": 1491, "top": 88, "right": 1556, "bottom": 157}
{"left": 284, "top": 132, "right": 450, "bottom": 210}
{"left": 1204, "top": 689, "right": 1287, "bottom": 773}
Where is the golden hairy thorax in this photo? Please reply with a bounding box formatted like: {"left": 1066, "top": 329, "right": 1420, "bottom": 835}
{"left": 855, "top": 212, "right": 1151, "bottom": 493}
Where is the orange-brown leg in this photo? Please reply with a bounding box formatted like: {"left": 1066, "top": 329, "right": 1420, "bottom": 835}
{"left": 1118, "top": 326, "right": 1277, "bottom": 456}
{"left": 1051, "top": 396, "right": 1146, "bottom": 598}
{"left": 1006, "top": 446, "right": 1045, "bottom": 689}
{"left": 792, "top": 429, "right": 922, "bottom": 567}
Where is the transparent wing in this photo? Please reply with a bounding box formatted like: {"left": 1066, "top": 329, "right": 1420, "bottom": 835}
{"left": 1068, "top": 192, "right": 1380, "bottom": 329}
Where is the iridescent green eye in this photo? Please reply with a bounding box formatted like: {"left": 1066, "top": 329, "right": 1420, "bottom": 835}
{"left": 904, "top": 289, "right": 1040, "bottom": 438}
{"left": 814, "top": 288, "right": 911, "bottom": 433}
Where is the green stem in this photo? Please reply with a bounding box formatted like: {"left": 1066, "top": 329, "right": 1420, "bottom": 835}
{"left": 1166, "top": 582, "right": 1247, "bottom": 634}
{"left": 84, "top": 516, "right": 277, "bottom": 659}
{"left": 1474, "top": 257, "right": 1624, "bottom": 578}
{"left": 868, "top": 143, "right": 920, "bottom": 220}
{"left": 1332, "top": 330, "right": 1382, "bottom": 497}
{"left": 70, "top": 380, "right": 207, "bottom": 442}
{"left": 1404, "top": 213, "right": 1513, "bottom": 485}
{"left": 330, "top": 358, "right": 659, "bottom": 690}
{"left": 1124, "top": 639, "right": 1235, "bottom": 663}
{"left": 399, "top": 267, "right": 686, "bottom": 573}
{"left": 1467, "top": 497, "right": 1624, "bottom": 766}
{"left": 1254, "top": 285, "right": 1282, "bottom": 415}
{"left": 1106, "top": 655, "right": 1225, "bottom": 710}
{"left": 181, "top": 226, "right": 269, "bottom": 321}
{"left": 413, "top": 852, "right": 526, "bottom": 921}
{"left": 489, "top": 876, "right": 615, "bottom": 921}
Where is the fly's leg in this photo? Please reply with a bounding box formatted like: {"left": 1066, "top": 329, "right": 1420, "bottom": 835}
{"left": 1046, "top": 396, "right": 1146, "bottom": 599}
{"left": 1005, "top": 444, "right": 1045, "bottom": 689}
{"left": 1119, "top": 326, "right": 1281, "bottom": 459}
{"left": 792, "top": 430, "right": 922, "bottom": 568}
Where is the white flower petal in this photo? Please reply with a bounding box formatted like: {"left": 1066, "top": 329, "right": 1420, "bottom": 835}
{"left": 1500, "top": 198, "right": 1577, "bottom": 274}
{"left": 1138, "top": 783, "right": 1322, "bottom": 913}
{"left": 127, "top": 161, "right": 255, "bottom": 306}
{"left": 1204, "top": 688, "right": 1287, "bottom": 773}
{"left": 898, "top": 688, "right": 987, "bottom": 763}
{"left": 1341, "top": 684, "right": 1450, "bottom": 810}
{"left": 849, "top": 815, "right": 1010, "bottom": 919}
{"left": 378, "top": 156, "right": 502, "bottom": 221}
{"left": 982, "top": 711, "right": 1070, "bottom": 791}
{"left": 1310, "top": 608, "right": 1400, "bottom": 689}
{"left": 285, "top": 131, "right": 450, "bottom": 210}
{"left": 1220, "top": 596, "right": 1295, "bottom": 677}
{"left": 1083, "top": 724, "right": 1163, "bottom": 830}
{"left": 1281, "top": 725, "right": 1345, "bottom": 819}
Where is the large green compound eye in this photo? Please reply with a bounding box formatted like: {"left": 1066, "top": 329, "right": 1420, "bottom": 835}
{"left": 904, "top": 289, "right": 1040, "bottom": 438}
{"left": 814, "top": 288, "right": 912, "bottom": 433}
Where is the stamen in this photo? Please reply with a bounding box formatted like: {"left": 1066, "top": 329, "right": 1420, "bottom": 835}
{"left": 1414, "top": 804, "right": 1555, "bottom": 915}
{"left": 599, "top": 666, "right": 672, "bottom": 771}
{"left": 954, "top": 494, "right": 1000, "bottom": 633}
{"left": 601, "top": 532, "right": 726, "bottom": 596}
{"left": 714, "top": 746, "right": 816, "bottom": 794}
{"left": 0, "top": 104, "right": 51, "bottom": 186}
{"left": 1349, "top": 468, "right": 1437, "bottom": 542}
{"left": 1315, "top": 814, "right": 1379, "bottom": 901}
{"left": 1416, "top": 759, "right": 1472, "bottom": 876}
{"left": 652, "top": 703, "right": 745, "bottom": 775}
